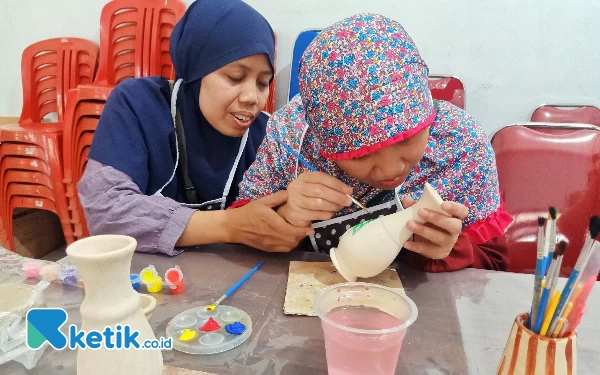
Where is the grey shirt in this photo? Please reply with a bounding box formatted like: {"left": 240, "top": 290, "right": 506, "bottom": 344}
{"left": 77, "top": 159, "right": 196, "bottom": 256}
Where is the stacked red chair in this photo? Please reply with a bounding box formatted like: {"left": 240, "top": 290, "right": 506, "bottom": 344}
{"left": 0, "top": 38, "right": 99, "bottom": 250}
{"left": 92, "top": 0, "right": 187, "bottom": 86}
{"left": 428, "top": 75, "right": 465, "bottom": 109}
{"left": 62, "top": 86, "right": 112, "bottom": 238}
{"left": 531, "top": 104, "right": 600, "bottom": 127}
{"left": 490, "top": 122, "right": 600, "bottom": 278}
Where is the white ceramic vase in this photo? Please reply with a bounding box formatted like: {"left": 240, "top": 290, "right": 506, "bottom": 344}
{"left": 66, "top": 235, "right": 163, "bottom": 375}
{"left": 330, "top": 183, "right": 445, "bottom": 281}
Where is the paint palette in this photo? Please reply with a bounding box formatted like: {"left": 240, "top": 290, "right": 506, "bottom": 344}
{"left": 166, "top": 305, "right": 252, "bottom": 355}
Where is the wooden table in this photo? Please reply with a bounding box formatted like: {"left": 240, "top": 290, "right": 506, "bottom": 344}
{"left": 3, "top": 244, "right": 600, "bottom": 374}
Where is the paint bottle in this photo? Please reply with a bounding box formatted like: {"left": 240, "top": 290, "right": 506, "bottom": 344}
{"left": 140, "top": 265, "right": 162, "bottom": 293}
{"left": 39, "top": 264, "right": 60, "bottom": 281}
{"left": 164, "top": 265, "right": 185, "bottom": 294}
{"left": 22, "top": 261, "right": 42, "bottom": 278}
{"left": 60, "top": 265, "right": 79, "bottom": 286}
{"left": 130, "top": 274, "right": 141, "bottom": 292}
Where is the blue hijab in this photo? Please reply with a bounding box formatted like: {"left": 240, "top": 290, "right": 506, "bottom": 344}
{"left": 89, "top": 0, "right": 275, "bottom": 205}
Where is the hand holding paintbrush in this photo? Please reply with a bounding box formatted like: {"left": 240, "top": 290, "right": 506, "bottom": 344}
{"left": 270, "top": 133, "right": 369, "bottom": 216}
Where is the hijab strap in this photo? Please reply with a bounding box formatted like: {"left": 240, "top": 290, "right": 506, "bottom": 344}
{"left": 169, "top": 80, "right": 200, "bottom": 204}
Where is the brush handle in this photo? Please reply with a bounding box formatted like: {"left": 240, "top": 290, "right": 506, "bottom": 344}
{"left": 541, "top": 291, "right": 561, "bottom": 336}
{"left": 545, "top": 251, "right": 554, "bottom": 275}
{"left": 271, "top": 134, "right": 317, "bottom": 171}
{"left": 530, "top": 258, "right": 544, "bottom": 329}
{"left": 549, "top": 269, "right": 580, "bottom": 330}
{"left": 534, "top": 287, "right": 551, "bottom": 333}
{"left": 224, "top": 261, "right": 265, "bottom": 297}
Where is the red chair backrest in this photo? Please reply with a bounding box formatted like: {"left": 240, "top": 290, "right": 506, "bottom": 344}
{"left": 19, "top": 38, "right": 99, "bottom": 124}
{"left": 428, "top": 75, "right": 465, "bottom": 109}
{"left": 63, "top": 86, "right": 112, "bottom": 185}
{"left": 531, "top": 105, "right": 600, "bottom": 127}
{"left": 94, "top": 0, "right": 186, "bottom": 86}
{"left": 491, "top": 123, "right": 600, "bottom": 276}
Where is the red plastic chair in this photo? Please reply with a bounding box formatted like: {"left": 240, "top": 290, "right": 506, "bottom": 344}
{"left": 19, "top": 38, "right": 99, "bottom": 124}
{"left": 0, "top": 135, "right": 74, "bottom": 245}
{"left": 62, "top": 86, "right": 111, "bottom": 238}
{"left": 93, "top": 0, "right": 186, "bottom": 86}
{"left": 1, "top": 157, "right": 52, "bottom": 177}
{"left": 0, "top": 38, "right": 98, "bottom": 250}
{"left": 6, "top": 196, "right": 65, "bottom": 250}
{"left": 63, "top": 87, "right": 110, "bottom": 187}
{"left": 2, "top": 171, "right": 54, "bottom": 193}
{"left": 428, "top": 75, "right": 465, "bottom": 110}
{"left": 490, "top": 122, "right": 600, "bottom": 277}
{"left": 530, "top": 105, "right": 600, "bottom": 127}
{"left": 3, "top": 184, "right": 74, "bottom": 250}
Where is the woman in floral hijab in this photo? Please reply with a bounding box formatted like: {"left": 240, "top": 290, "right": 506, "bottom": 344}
{"left": 236, "top": 13, "right": 513, "bottom": 271}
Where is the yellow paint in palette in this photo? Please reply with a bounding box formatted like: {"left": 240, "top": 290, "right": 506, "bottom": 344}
{"left": 178, "top": 328, "right": 197, "bottom": 342}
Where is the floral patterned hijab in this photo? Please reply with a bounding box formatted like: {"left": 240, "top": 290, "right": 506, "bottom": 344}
{"left": 238, "top": 13, "right": 512, "bottom": 244}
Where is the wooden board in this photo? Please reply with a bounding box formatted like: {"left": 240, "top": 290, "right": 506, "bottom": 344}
{"left": 283, "top": 261, "right": 403, "bottom": 316}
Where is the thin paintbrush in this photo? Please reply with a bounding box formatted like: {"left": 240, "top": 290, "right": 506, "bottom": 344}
{"left": 205, "top": 261, "right": 265, "bottom": 311}
{"left": 529, "top": 217, "right": 547, "bottom": 329}
{"left": 536, "top": 242, "right": 567, "bottom": 334}
{"left": 548, "top": 216, "right": 600, "bottom": 332}
{"left": 545, "top": 207, "right": 558, "bottom": 275}
{"left": 270, "top": 133, "right": 370, "bottom": 213}
{"left": 548, "top": 241, "right": 568, "bottom": 305}
{"left": 540, "top": 208, "right": 555, "bottom": 278}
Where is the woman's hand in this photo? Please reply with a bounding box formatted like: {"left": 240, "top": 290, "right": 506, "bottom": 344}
{"left": 227, "top": 190, "right": 313, "bottom": 252}
{"left": 401, "top": 196, "right": 469, "bottom": 259}
{"left": 276, "top": 172, "right": 353, "bottom": 227}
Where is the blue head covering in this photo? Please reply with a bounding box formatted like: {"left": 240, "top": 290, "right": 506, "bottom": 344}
{"left": 89, "top": 0, "right": 275, "bottom": 205}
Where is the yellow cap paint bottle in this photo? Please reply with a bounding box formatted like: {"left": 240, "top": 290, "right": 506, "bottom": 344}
{"left": 140, "top": 265, "right": 163, "bottom": 293}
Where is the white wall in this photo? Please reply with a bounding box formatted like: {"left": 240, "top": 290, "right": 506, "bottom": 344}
{"left": 1, "top": 0, "right": 599, "bottom": 134}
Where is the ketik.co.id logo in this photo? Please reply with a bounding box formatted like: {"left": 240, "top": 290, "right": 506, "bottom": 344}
{"left": 26, "top": 308, "right": 172, "bottom": 350}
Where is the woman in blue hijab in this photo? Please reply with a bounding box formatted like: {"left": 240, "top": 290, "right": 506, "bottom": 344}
{"left": 78, "top": 0, "right": 310, "bottom": 256}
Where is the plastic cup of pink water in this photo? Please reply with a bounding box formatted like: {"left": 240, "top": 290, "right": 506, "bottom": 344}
{"left": 314, "top": 282, "right": 418, "bottom": 375}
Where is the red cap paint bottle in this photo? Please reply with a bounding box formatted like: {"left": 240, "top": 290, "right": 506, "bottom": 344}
{"left": 165, "top": 265, "right": 185, "bottom": 294}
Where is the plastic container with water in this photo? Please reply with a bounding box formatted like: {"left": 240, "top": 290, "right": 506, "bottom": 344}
{"left": 314, "top": 282, "right": 418, "bottom": 375}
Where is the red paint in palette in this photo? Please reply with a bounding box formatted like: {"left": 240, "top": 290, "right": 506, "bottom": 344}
{"left": 200, "top": 317, "right": 221, "bottom": 332}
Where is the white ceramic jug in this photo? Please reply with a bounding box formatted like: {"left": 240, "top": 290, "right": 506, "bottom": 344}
{"left": 330, "top": 183, "right": 445, "bottom": 281}
{"left": 66, "top": 235, "right": 163, "bottom": 375}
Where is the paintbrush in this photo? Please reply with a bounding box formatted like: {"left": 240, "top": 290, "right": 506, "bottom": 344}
{"left": 536, "top": 241, "right": 567, "bottom": 334}
{"left": 548, "top": 216, "right": 600, "bottom": 332}
{"left": 545, "top": 207, "right": 558, "bottom": 275}
{"left": 270, "top": 133, "right": 370, "bottom": 213}
{"left": 548, "top": 241, "right": 568, "bottom": 304}
{"left": 206, "top": 261, "right": 265, "bottom": 311}
{"left": 529, "top": 216, "right": 547, "bottom": 329}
